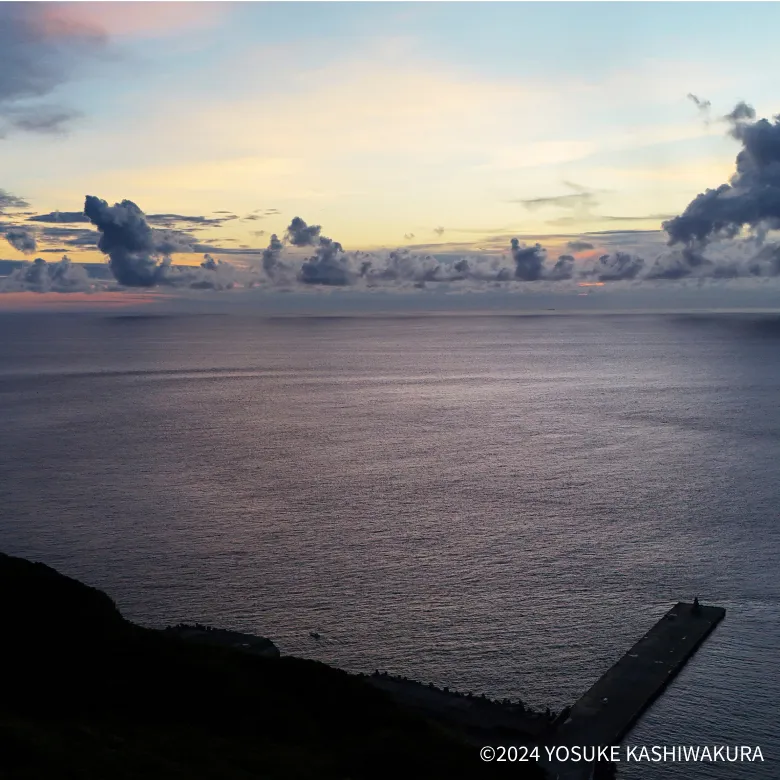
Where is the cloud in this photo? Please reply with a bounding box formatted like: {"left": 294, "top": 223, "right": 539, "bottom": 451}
{"left": 404, "top": 232, "right": 415, "bottom": 240}
{"left": 514, "top": 193, "right": 597, "bottom": 211}
{"left": 0, "top": 189, "right": 29, "bottom": 213}
{"left": 284, "top": 216, "right": 350, "bottom": 286}
{"left": 0, "top": 255, "right": 92, "bottom": 293}
{"left": 262, "top": 234, "right": 286, "bottom": 281}
{"left": 601, "top": 213, "right": 676, "bottom": 223}
{"left": 3, "top": 107, "right": 81, "bottom": 136}
{"left": 146, "top": 213, "right": 234, "bottom": 229}
{"left": 548, "top": 254, "right": 575, "bottom": 281}
{"left": 510, "top": 238, "right": 546, "bottom": 281}
{"left": 5, "top": 227, "right": 37, "bottom": 254}
{"left": 582, "top": 252, "right": 645, "bottom": 282}
{"left": 433, "top": 226, "right": 445, "bottom": 236}
{"left": 687, "top": 92, "right": 712, "bottom": 122}
{"left": 84, "top": 195, "right": 227, "bottom": 287}
{"left": 512, "top": 181, "right": 603, "bottom": 213}
{"left": 37, "top": 226, "right": 98, "bottom": 247}
{"left": 285, "top": 216, "right": 324, "bottom": 248}
{"left": 27, "top": 211, "right": 89, "bottom": 223}
{"left": 567, "top": 240, "right": 594, "bottom": 252}
{"left": 0, "top": 4, "right": 107, "bottom": 136}
{"left": 663, "top": 103, "right": 780, "bottom": 257}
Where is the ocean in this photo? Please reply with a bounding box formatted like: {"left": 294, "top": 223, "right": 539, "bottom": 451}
{"left": 0, "top": 311, "right": 777, "bottom": 778}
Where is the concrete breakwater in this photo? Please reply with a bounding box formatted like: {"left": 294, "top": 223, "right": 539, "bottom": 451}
{"left": 547, "top": 601, "right": 726, "bottom": 779}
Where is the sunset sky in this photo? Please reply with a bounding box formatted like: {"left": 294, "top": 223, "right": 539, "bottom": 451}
{"left": 2, "top": 1, "right": 780, "bottom": 306}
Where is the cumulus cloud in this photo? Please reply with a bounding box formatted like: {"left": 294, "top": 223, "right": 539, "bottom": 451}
{"left": 284, "top": 216, "right": 350, "bottom": 286}
{"left": 285, "top": 216, "right": 325, "bottom": 247}
{"left": 510, "top": 238, "right": 546, "bottom": 281}
{"left": 0, "top": 255, "right": 92, "bottom": 293}
{"left": 84, "top": 195, "right": 244, "bottom": 288}
{"left": 656, "top": 102, "right": 780, "bottom": 281}
{"left": 548, "top": 254, "right": 575, "bottom": 281}
{"left": 582, "top": 252, "right": 645, "bottom": 282}
{"left": 664, "top": 102, "right": 780, "bottom": 248}
{"left": 262, "top": 234, "right": 286, "bottom": 281}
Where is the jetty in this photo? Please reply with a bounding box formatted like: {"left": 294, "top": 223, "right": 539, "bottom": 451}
{"left": 546, "top": 601, "right": 726, "bottom": 779}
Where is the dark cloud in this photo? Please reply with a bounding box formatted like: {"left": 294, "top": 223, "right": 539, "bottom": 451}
{"left": 0, "top": 5, "right": 107, "bottom": 136}
{"left": 189, "top": 254, "right": 236, "bottom": 289}
{"left": 84, "top": 195, "right": 202, "bottom": 287}
{"left": 5, "top": 227, "right": 37, "bottom": 254}
{"left": 724, "top": 101, "right": 756, "bottom": 128}
{"left": 644, "top": 256, "right": 694, "bottom": 280}
{"left": 567, "top": 240, "right": 594, "bottom": 252}
{"left": 285, "top": 216, "right": 324, "bottom": 247}
{"left": 262, "top": 234, "right": 286, "bottom": 281}
{"left": 514, "top": 191, "right": 598, "bottom": 211}
{"left": 664, "top": 103, "right": 780, "bottom": 253}
{"left": 147, "top": 214, "right": 234, "bottom": 229}
{"left": 0, "top": 189, "right": 29, "bottom": 213}
{"left": 281, "top": 216, "right": 349, "bottom": 286}
{"left": 27, "top": 211, "right": 89, "bottom": 223}
{"left": 548, "top": 254, "right": 575, "bottom": 281}
{"left": 510, "top": 238, "right": 546, "bottom": 281}
{"left": 404, "top": 232, "right": 415, "bottom": 240}
{"left": 39, "top": 226, "right": 98, "bottom": 247}
{"left": 687, "top": 93, "right": 712, "bottom": 119}
{"left": 299, "top": 246, "right": 350, "bottom": 285}
{"left": 601, "top": 213, "right": 675, "bottom": 223}
{"left": 433, "top": 226, "right": 445, "bottom": 236}
{"left": 584, "top": 229, "right": 662, "bottom": 236}
{"left": 0, "top": 255, "right": 92, "bottom": 293}
{"left": 243, "top": 208, "right": 280, "bottom": 221}
{"left": 513, "top": 181, "right": 602, "bottom": 212}
{"left": 585, "top": 252, "right": 645, "bottom": 282}
{"left": 4, "top": 107, "right": 81, "bottom": 136}
{"left": 366, "top": 249, "right": 519, "bottom": 287}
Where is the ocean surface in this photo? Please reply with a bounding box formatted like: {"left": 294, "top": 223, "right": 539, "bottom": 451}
{"left": 0, "top": 311, "right": 777, "bottom": 778}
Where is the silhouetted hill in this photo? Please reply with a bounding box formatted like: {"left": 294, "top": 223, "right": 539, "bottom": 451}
{"left": 0, "top": 552, "right": 543, "bottom": 779}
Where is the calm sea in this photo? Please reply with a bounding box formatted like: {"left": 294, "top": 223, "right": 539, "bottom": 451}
{"left": 0, "top": 312, "right": 777, "bottom": 778}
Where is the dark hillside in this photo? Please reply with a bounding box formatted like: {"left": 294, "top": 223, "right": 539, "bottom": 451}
{"left": 0, "top": 552, "right": 543, "bottom": 779}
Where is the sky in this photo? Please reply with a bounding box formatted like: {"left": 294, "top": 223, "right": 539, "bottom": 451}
{"left": 3, "top": 1, "right": 780, "bottom": 310}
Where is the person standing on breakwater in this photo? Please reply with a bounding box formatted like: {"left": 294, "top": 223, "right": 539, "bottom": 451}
{"left": 693, "top": 597, "right": 700, "bottom": 614}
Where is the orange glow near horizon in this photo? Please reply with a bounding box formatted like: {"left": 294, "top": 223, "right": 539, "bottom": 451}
{"left": 578, "top": 282, "right": 606, "bottom": 287}
{"left": 0, "top": 292, "right": 165, "bottom": 309}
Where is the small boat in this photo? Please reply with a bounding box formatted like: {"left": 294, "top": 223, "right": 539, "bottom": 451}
{"left": 309, "top": 631, "right": 321, "bottom": 640}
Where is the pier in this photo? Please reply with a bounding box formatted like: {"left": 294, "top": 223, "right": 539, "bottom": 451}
{"left": 546, "top": 601, "right": 726, "bottom": 779}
